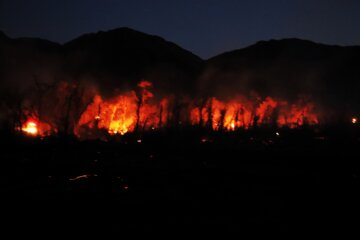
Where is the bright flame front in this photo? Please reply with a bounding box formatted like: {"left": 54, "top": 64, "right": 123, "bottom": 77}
{"left": 22, "top": 120, "right": 38, "bottom": 135}
{"left": 75, "top": 80, "right": 319, "bottom": 138}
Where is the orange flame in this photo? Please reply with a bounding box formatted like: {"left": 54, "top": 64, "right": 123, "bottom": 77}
{"left": 21, "top": 117, "right": 54, "bottom": 136}
{"left": 75, "top": 81, "right": 170, "bottom": 137}
{"left": 73, "top": 81, "right": 319, "bottom": 138}
{"left": 22, "top": 120, "right": 38, "bottom": 135}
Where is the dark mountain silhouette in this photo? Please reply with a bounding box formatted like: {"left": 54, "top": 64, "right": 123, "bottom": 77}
{"left": 63, "top": 27, "right": 203, "bottom": 95}
{"left": 200, "top": 39, "right": 360, "bottom": 121}
{"left": 0, "top": 30, "right": 8, "bottom": 40}
{"left": 0, "top": 31, "right": 62, "bottom": 99}
{"left": 1, "top": 28, "right": 360, "bottom": 121}
{"left": 0, "top": 28, "right": 203, "bottom": 97}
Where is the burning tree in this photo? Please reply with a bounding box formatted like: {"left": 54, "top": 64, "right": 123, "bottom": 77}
{"left": 9, "top": 78, "right": 319, "bottom": 139}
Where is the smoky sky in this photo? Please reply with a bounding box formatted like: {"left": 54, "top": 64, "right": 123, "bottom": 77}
{"left": 1, "top": 0, "right": 360, "bottom": 58}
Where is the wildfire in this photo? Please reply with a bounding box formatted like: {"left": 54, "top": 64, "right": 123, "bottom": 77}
{"left": 72, "top": 80, "right": 320, "bottom": 138}
{"left": 76, "top": 80, "right": 167, "bottom": 137}
{"left": 20, "top": 117, "right": 54, "bottom": 136}
{"left": 230, "top": 121, "right": 236, "bottom": 130}
{"left": 22, "top": 120, "right": 38, "bottom": 135}
{"left": 11, "top": 78, "right": 321, "bottom": 139}
{"left": 352, "top": 117, "right": 357, "bottom": 124}
{"left": 189, "top": 97, "right": 318, "bottom": 130}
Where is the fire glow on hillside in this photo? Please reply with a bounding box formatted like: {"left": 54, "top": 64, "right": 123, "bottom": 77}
{"left": 18, "top": 80, "right": 319, "bottom": 138}
{"left": 74, "top": 81, "right": 318, "bottom": 138}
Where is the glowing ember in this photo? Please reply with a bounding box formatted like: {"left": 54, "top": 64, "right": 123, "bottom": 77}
{"left": 352, "top": 118, "right": 357, "bottom": 124}
{"left": 69, "top": 174, "right": 90, "bottom": 181}
{"left": 137, "top": 139, "right": 142, "bottom": 143}
{"left": 22, "top": 121, "right": 38, "bottom": 135}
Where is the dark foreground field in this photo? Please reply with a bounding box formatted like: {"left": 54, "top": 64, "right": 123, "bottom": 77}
{"left": 1, "top": 127, "right": 360, "bottom": 234}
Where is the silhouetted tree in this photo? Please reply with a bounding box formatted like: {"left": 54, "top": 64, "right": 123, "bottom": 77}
{"left": 134, "top": 92, "right": 142, "bottom": 132}
{"left": 218, "top": 108, "right": 226, "bottom": 131}
{"left": 197, "top": 98, "right": 207, "bottom": 128}
{"left": 206, "top": 98, "right": 213, "bottom": 130}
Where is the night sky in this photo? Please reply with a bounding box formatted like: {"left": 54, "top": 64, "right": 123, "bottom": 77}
{"left": 1, "top": 0, "right": 360, "bottom": 58}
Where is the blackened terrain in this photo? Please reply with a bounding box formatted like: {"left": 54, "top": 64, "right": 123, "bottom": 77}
{"left": 1, "top": 126, "right": 360, "bottom": 234}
